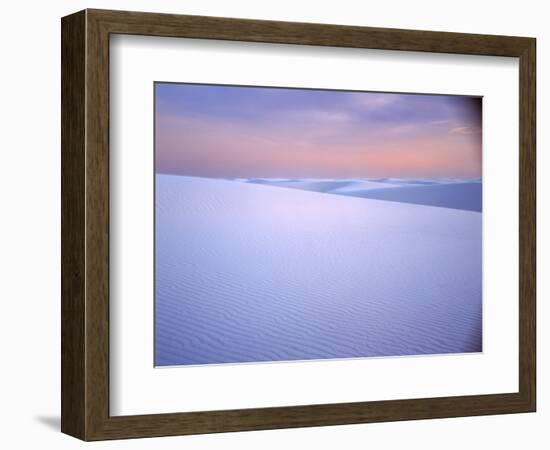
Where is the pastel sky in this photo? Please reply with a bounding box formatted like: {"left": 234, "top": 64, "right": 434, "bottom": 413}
{"left": 155, "top": 83, "right": 482, "bottom": 178}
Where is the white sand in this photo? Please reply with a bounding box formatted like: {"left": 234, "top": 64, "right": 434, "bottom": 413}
{"left": 155, "top": 175, "right": 482, "bottom": 366}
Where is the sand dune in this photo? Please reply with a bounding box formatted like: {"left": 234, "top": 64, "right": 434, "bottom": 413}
{"left": 155, "top": 175, "right": 482, "bottom": 366}
{"left": 343, "top": 182, "right": 482, "bottom": 212}
{"left": 245, "top": 177, "right": 481, "bottom": 211}
{"left": 246, "top": 178, "right": 399, "bottom": 193}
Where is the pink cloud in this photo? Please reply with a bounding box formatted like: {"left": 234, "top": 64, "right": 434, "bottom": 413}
{"left": 449, "top": 126, "right": 482, "bottom": 135}
{"left": 156, "top": 114, "right": 481, "bottom": 178}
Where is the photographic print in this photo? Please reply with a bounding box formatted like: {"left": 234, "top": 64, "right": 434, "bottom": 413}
{"left": 154, "top": 82, "right": 482, "bottom": 367}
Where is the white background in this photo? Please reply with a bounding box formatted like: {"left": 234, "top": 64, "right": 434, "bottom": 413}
{"left": 0, "top": 0, "right": 547, "bottom": 449}
{"left": 111, "top": 35, "right": 519, "bottom": 416}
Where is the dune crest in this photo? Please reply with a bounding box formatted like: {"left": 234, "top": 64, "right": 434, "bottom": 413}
{"left": 245, "top": 177, "right": 482, "bottom": 211}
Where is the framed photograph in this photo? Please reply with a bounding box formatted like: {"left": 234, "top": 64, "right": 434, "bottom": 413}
{"left": 61, "top": 9, "right": 536, "bottom": 440}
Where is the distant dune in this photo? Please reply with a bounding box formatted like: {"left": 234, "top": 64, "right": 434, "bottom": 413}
{"left": 344, "top": 182, "right": 482, "bottom": 212}
{"left": 246, "top": 178, "right": 482, "bottom": 211}
{"left": 155, "top": 175, "right": 482, "bottom": 366}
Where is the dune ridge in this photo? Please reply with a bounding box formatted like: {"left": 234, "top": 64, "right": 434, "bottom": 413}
{"left": 245, "top": 177, "right": 482, "bottom": 211}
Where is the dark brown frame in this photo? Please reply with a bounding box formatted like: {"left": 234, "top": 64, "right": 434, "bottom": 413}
{"left": 61, "top": 8, "right": 536, "bottom": 441}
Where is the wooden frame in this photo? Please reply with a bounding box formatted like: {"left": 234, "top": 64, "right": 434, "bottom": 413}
{"left": 61, "top": 8, "right": 536, "bottom": 441}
